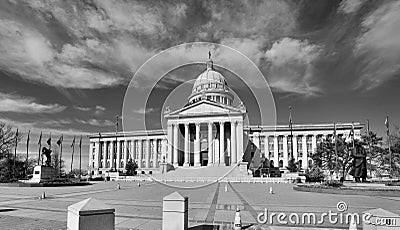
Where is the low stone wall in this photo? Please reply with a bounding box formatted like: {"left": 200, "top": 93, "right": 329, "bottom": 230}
{"left": 294, "top": 184, "right": 400, "bottom": 197}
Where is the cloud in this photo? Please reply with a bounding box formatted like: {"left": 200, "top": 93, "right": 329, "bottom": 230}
{"left": 0, "top": 92, "right": 66, "bottom": 113}
{"left": 73, "top": 106, "right": 91, "bottom": 112}
{"left": 264, "top": 37, "right": 323, "bottom": 96}
{"left": 76, "top": 119, "right": 114, "bottom": 127}
{"left": 338, "top": 0, "right": 363, "bottom": 14}
{"left": 132, "top": 107, "right": 158, "bottom": 115}
{"left": 354, "top": 1, "right": 400, "bottom": 90}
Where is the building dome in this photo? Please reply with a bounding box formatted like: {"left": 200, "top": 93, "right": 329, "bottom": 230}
{"left": 188, "top": 59, "right": 234, "bottom": 106}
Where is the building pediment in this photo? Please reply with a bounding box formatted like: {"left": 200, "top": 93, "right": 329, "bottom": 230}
{"left": 165, "top": 100, "right": 245, "bottom": 118}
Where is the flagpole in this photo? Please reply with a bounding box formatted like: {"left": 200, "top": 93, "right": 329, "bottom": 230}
{"left": 13, "top": 129, "right": 18, "bottom": 179}
{"left": 366, "top": 119, "right": 372, "bottom": 178}
{"left": 114, "top": 115, "right": 118, "bottom": 172}
{"left": 386, "top": 116, "right": 392, "bottom": 177}
{"left": 38, "top": 132, "right": 42, "bottom": 165}
{"left": 289, "top": 106, "right": 295, "bottom": 169}
{"left": 334, "top": 123, "right": 338, "bottom": 175}
{"left": 79, "top": 135, "right": 82, "bottom": 178}
{"left": 71, "top": 136, "right": 75, "bottom": 173}
{"left": 26, "top": 130, "right": 30, "bottom": 177}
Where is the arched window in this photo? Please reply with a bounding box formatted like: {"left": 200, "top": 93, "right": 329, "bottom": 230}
{"left": 270, "top": 160, "right": 274, "bottom": 167}
{"left": 279, "top": 160, "right": 283, "bottom": 168}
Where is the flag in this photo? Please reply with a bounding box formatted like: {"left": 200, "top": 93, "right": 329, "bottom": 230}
{"left": 47, "top": 134, "right": 51, "bottom": 146}
{"left": 38, "top": 132, "right": 42, "bottom": 145}
{"left": 79, "top": 135, "right": 82, "bottom": 148}
{"left": 385, "top": 116, "right": 389, "bottom": 135}
{"left": 71, "top": 136, "right": 76, "bottom": 148}
{"left": 56, "top": 135, "right": 63, "bottom": 146}
{"left": 15, "top": 129, "right": 19, "bottom": 137}
{"left": 115, "top": 115, "right": 119, "bottom": 133}
{"left": 208, "top": 51, "right": 211, "bottom": 59}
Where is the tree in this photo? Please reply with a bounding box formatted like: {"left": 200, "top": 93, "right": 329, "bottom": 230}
{"left": 51, "top": 151, "right": 65, "bottom": 176}
{"left": 0, "top": 121, "right": 22, "bottom": 159}
{"left": 312, "top": 136, "right": 355, "bottom": 180}
{"left": 360, "top": 131, "right": 384, "bottom": 177}
{"left": 125, "top": 159, "right": 138, "bottom": 176}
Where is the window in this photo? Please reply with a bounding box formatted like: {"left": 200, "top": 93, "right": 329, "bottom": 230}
{"left": 107, "top": 142, "right": 111, "bottom": 159}
{"left": 279, "top": 160, "right": 283, "bottom": 168}
{"left": 135, "top": 140, "right": 139, "bottom": 159}
{"left": 157, "top": 139, "right": 162, "bottom": 154}
{"left": 268, "top": 136, "right": 274, "bottom": 155}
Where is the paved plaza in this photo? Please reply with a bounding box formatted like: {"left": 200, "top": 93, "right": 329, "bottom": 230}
{"left": 0, "top": 181, "right": 399, "bottom": 229}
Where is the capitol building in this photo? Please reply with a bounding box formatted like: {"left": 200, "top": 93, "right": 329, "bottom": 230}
{"left": 88, "top": 58, "right": 362, "bottom": 176}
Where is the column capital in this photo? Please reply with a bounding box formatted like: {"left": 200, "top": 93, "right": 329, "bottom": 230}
{"left": 184, "top": 123, "right": 189, "bottom": 127}
{"left": 208, "top": 122, "right": 213, "bottom": 127}
{"left": 168, "top": 123, "right": 173, "bottom": 127}
{"left": 237, "top": 120, "right": 243, "bottom": 125}
{"left": 219, "top": 121, "right": 225, "bottom": 125}
{"left": 195, "top": 123, "right": 201, "bottom": 128}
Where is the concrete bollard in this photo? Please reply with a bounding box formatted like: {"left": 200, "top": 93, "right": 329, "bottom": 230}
{"left": 234, "top": 208, "right": 242, "bottom": 230}
{"left": 41, "top": 192, "right": 46, "bottom": 199}
{"left": 269, "top": 187, "right": 273, "bottom": 194}
{"left": 117, "top": 183, "right": 120, "bottom": 190}
{"left": 67, "top": 198, "right": 115, "bottom": 230}
{"left": 162, "top": 192, "right": 188, "bottom": 230}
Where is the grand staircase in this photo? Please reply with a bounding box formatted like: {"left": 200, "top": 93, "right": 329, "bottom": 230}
{"left": 151, "top": 164, "right": 252, "bottom": 182}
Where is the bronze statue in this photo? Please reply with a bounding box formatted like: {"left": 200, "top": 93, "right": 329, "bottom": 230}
{"left": 349, "top": 144, "right": 367, "bottom": 182}
{"left": 42, "top": 147, "right": 52, "bottom": 166}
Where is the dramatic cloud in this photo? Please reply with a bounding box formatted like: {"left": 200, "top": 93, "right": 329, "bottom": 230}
{"left": 338, "top": 0, "right": 363, "bottom": 14}
{"left": 0, "top": 92, "right": 66, "bottom": 113}
{"left": 264, "top": 37, "right": 323, "bottom": 96}
{"left": 354, "top": 1, "right": 400, "bottom": 90}
{"left": 76, "top": 119, "right": 114, "bottom": 127}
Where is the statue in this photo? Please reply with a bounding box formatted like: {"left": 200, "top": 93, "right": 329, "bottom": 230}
{"left": 349, "top": 143, "right": 367, "bottom": 182}
{"left": 42, "top": 147, "right": 52, "bottom": 167}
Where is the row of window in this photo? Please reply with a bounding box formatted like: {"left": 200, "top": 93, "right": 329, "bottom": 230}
{"left": 92, "top": 139, "right": 165, "bottom": 161}
{"left": 257, "top": 134, "right": 342, "bottom": 157}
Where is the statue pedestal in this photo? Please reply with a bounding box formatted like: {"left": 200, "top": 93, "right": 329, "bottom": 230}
{"left": 31, "top": 165, "right": 57, "bottom": 183}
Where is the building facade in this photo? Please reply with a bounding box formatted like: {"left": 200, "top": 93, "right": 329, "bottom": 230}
{"left": 88, "top": 59, "right": 363, "bottom": 176}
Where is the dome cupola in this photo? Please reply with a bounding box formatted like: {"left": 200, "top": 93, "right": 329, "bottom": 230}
{"left": 188, "top": 52, "right": 234, "bottom": 106}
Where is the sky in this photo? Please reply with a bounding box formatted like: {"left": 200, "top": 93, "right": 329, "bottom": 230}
{"left": 1, "top": 0, "right": 400, "bottom": 171}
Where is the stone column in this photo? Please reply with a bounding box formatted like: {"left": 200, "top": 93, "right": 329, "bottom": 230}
{"left": 236, "top": 121, "right": 244, "bottom": 163}
{"left": 219, "top": 121, "right": 225, "bottom": 166}
{"left": 95, "top": 141, "right": 100, "bottom": 169}
{"left": 283, "top": 136, "right": 288, "bottom": 168}
{"left": 124, "top": 140, "right": 129, "bottom": 165}
{"left": 146, "top": 139, "right": 151, "bottom": 168}
{"left": 167, "top": 124, "right": 173, "bottom": 164}
{"left": 293, "top": 135, "right": 298, "bottom": 161}
{"left": 161, "top": 138, "right": 167, "bottom": 164}
{"left": 183, "top": 123, "right": 189, "bottom": 167}
{"left": 208, "top": 122, "right": 213, "bottom": 166}
{"left": 231, "top": 122, "right": 237, "bottom": 165}
{"left": 116, "top": 141, "right": 121, "bottom": 170}
{"left": 173, "top": 124, "right": 179, "bottom": 167}
{"left": 154, "top": 139, "right": 159, "bottom": 168}
{"left": 110, "top": 141, "right": 115, "bottom": 169}
{"left": 138, "top": 140, "right": 143, "bottom": 168}
{"left": 311, "top": 135, "right": 317, "bottom": 155}
{"left": 273, "top": 136, "right": 279, "bottom": 167}
{"left": 302, "top": 135, "right": 307, "bottom": 169}
{"left": 194, "top": 123, "right": 201, "bottom": 167}
{"left": 103, "top": 142, "right": 107, "bottom": 169}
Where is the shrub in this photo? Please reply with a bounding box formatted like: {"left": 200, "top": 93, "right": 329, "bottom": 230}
{"left": 305, "top": 166, "right": 325, "bottom": 182}
{"left": 323, "top": 180, "right": 343, "bottom": 188}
